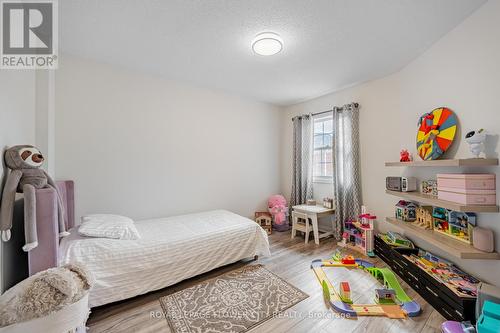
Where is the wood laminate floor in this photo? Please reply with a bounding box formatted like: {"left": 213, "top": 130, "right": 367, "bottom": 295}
{"left": 87, "top": 231, "right": 445, "bottom": 333}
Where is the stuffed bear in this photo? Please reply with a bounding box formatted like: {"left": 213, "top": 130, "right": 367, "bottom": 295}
{"left": 0, "top": 145, "right": 69, "bottom": 252}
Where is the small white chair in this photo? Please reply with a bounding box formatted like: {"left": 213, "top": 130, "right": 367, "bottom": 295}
{"left": 291, "top": 211, "right": 312, "bottom": 244}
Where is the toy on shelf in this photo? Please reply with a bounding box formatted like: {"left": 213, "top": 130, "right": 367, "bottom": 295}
{"left": 338, "top": 206, "right": 376, "bottom": 257}
{"left": 432, "top": 206, "right": 451, "bottom": 232}
{"left": 386, "top": 176, "right": 417, "bottom": 192}
{"left": 414, "top": 205, "right": 433, "bottom": 230}
{"left": 395, "top": 200, "right": 417, "bottom": 222}
{"left": 268, "top": 195, "right": 289, "bottom": 231}
{"left": 465, "top": 129, "right": 487, "bottom": 158}
{"left": 311, "top": 255, "right": 421, "bottom": 319}
{"left": 416, "top": 107, "right": 458, "bottom": 160}
{"left": 339, "top": 282, "right": 352, "bottom": 304}
{"left": 400, "top": 149, "right": 412, "bottom": 162}
{"left": 375, "top": 289, "right": 397, "bottom": 305}
{"left": 404, "top": 251, "right": 480, "bottom": 298}
{"left": 421, "top": 179, "right": 438, "bottom": 197}
{"left": 448, "top": 212, "right": 476, "bottom": 244}
{"left": 432, "top": 207, "right": 477, "bottom": 244}
{"left": 473, "top": 227, "right": 495, "bottom": 253}
{"left": 255, "top": 212, "right": 272, "bottom": 235}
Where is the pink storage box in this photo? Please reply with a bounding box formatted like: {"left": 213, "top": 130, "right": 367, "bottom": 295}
{"left": 437, "top": 174, "right": 496, "bottom": 190}
{"left": 438, "top": 186, "right": 496, "bottom": 205}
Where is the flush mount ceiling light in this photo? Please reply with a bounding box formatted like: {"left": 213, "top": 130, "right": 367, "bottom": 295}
{"left": 251, "top": 32, "right": 283, "bottom": 56}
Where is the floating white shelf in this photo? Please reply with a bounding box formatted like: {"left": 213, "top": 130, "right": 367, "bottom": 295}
{"left": 385, "top": 190, "right": 499, "bottom": 213}
{"left": 385, "top": 158, "right": 498, "bottom": 167}
{"left": 385, "top": 217, "right": 500, "bottom": 260}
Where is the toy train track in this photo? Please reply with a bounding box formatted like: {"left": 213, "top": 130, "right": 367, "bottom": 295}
{"left": 311, "top": 256, "right": 421, "bottom": 319}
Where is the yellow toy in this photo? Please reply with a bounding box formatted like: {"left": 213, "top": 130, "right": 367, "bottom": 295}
{"left": 414, "top": 206, "right": 433, "bottom": 230}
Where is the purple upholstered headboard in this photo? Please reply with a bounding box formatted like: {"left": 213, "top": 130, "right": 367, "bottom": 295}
{"left": 28, "top": 180, "right": 75, "bottom": 275}
{"left": 57, "top": 180, "right": 75, "bottom": 230}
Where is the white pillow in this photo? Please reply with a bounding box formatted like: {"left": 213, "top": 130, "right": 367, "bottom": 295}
{"left": 78, "top": 214, "right": 140, "bottom": 240}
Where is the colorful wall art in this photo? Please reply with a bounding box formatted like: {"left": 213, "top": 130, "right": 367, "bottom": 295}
{"left": 416, "top": 107, "right": 457, "bottom": 160}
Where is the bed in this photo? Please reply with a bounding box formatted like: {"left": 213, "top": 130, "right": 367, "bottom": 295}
{"left": 30, "top": 181, "right": 271, "bottom": 308}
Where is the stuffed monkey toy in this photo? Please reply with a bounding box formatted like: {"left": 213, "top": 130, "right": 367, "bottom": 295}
{"left": 0, "top": 145, "right": 69, "bottom": 252}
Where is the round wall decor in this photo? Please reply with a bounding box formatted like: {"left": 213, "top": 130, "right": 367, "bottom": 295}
{"left": 416, "top": 107, "right": 457, "bottom": 160}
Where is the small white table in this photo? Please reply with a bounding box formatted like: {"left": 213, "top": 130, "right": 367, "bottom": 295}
{"left": 292, "top": 204, "right": 335, "bottom": 245}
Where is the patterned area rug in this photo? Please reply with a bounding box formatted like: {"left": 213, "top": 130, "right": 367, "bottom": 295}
{"left": 159, "top": 264, "right": 308, "bottom": 333}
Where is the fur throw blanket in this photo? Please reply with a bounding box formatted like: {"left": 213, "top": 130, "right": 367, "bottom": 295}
{"left": 0, "top": 263, "right": 93, "bottom": 327}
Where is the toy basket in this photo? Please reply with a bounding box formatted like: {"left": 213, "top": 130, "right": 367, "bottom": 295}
{"left": 0, "top": 292, "right": 89, "bottom": 333}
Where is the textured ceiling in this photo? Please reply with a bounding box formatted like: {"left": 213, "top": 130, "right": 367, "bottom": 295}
{"left": 60, "top": 0, "right": 486, "bottom": 106}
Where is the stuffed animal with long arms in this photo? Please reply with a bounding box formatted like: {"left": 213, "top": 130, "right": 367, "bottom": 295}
{"left": 0, "top": 145, "right": 69, "bottom": 251}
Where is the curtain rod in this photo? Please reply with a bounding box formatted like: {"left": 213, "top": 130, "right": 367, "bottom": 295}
{"left": 292, "top": 102, "right": 359, "bottom": 120}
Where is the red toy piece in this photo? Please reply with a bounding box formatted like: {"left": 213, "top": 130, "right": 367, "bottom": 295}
{"left": 339, "top": 282, "right": 352, "bottom": 303}
{"left": 341, "top": 255, "right": 356, "bottom": 265}
{"left": 400, "top": 149, "right": 412, "bottom": 162}
{"left": 359, "top": 213, "right": 377, "bottom": 228}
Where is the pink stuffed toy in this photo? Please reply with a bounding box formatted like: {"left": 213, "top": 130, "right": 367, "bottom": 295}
{"left": 268, "top": 195, "right": 287, "bottom": 227}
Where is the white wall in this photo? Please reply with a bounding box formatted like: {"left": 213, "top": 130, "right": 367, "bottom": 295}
{"left": 35, "top": 71, "right": 56, "bottom": 175}
{"left": 281, "top": 0, "right": 500, "bottom": 284}
{"left": 0, "top": 71, "right": 36, "bottom": 292}
{"left": 55, "top": 55, "right": 282, "bottom": 221}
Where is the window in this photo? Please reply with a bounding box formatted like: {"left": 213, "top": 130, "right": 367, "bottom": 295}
{"left": 313, "top": 115, "right": 333, "bottom": 183}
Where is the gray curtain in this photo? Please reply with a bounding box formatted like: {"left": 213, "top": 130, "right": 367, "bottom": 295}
{"left": 332, "top": 103, "right": 362, "bottom": 239}
{"left": 290, "top": 115, "right": 313, "bottom": 207}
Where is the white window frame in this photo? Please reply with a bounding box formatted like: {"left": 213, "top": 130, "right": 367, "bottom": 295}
{"left": 312, "top": 114, "right": 333, "bottom": 184}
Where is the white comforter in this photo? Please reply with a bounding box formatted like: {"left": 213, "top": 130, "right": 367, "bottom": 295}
{"left": 59, "top": 210, "right": 270, "bottom": 307}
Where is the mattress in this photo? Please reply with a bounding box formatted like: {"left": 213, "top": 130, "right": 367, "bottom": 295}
{"left": 59, "top": 210, "right": 270, "bottom": 307}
